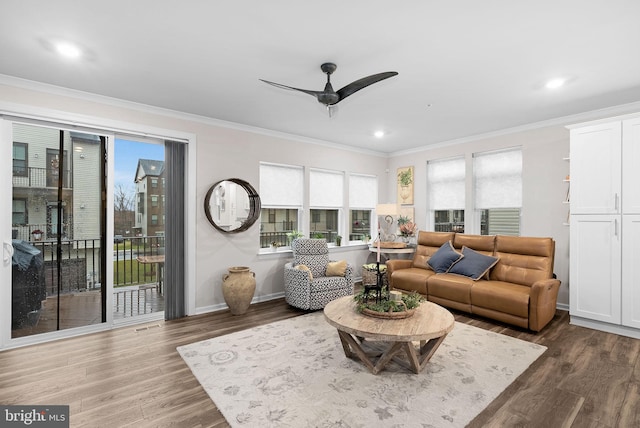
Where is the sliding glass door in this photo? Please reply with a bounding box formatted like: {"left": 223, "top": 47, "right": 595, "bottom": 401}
{"left": 9, "top": 122, "right": 106, "bottom": 339}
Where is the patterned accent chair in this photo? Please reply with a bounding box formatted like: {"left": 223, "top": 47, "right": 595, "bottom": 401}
{"left": 284, "top": 238, "right": 354, "bottom": 310}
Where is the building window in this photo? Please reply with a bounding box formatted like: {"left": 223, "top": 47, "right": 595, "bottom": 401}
{"left": 151, "top": 214, "right": 158, "bottom": 225}
{"left": 259, "top": 163, "right": 303, "bottom": 249}
{"left": 428, "top": 157, "right": 465, "bottom": 232}
{"left": 13, "top": 142, "right": 28, "bottom": 176}
{"left": 349, "top": 174, "right": 377, "bottom": 242}
{"left": 138, "top": 193, "right": 145, "bottom": 214}
{"left": 474, "top": 148, "right": 522, "bottom": 236}
{"left": 151, "top": 195, "right": 158, "bottom": 207}
{"left": 151, "top": 178, "right": 158, "bottom": 188}
{"left": 12, "top": 199, "right": 27, "bottom": 225}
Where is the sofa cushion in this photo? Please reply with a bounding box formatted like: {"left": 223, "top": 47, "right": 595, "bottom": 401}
{"left": 427, "top": 273, "right": 475, "bottom": 304}
{"left": 490, "top": 236, "right": 555, "bottom": 286}
{"left": 470, "top": 280, "right": 530, "bottom": 318}
{"left": 452, "top": 234, "right": 496, "bottom": 253}
{"left": 427, "top": 241, "right": 463, "bottom": 273}
{"left": 390, "top": 268, "right": 433, "bottom": 295}
{"left": 448, "top": 246, "right": 499, "bottom": 280}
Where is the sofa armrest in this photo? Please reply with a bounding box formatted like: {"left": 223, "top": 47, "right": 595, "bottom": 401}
{"left": 386, "top": 259, "right": 413, "bottom": 288}
{"left": 528, "top": 278, "right": 561, "bottom": 332}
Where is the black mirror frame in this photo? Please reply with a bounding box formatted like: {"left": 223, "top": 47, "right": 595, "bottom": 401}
{"left": 204, "top": 178, "right": 261, "bottom": 234}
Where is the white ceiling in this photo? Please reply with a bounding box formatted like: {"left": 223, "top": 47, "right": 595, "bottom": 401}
{"left": 2, "top": 1, "right": 640, "bottom": 154}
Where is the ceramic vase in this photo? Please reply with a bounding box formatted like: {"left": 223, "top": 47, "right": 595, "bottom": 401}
{"left": 222, "top": 266, "right": 256, "bottom": 315}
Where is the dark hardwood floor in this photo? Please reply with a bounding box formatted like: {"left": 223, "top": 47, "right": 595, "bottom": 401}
{"left": 1, "top": 298, "right": 638, "bottom": 427}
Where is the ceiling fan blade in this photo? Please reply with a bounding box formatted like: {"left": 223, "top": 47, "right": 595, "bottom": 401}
{"left": 336, "top": 71, "right": 398, "bottom": 102}
{"left": 259, "top": 79, "right": 323, "bottom": 99}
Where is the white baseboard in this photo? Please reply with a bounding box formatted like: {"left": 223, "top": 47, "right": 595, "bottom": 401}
{"left": 195, "top": 292, "right": 286, "bottom": 316}
{"left": 570, "top": 316, "right": 640, "bottom": 339}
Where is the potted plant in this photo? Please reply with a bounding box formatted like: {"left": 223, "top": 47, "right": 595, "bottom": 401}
{"left": 312, "top": 232, "right": 325, "bottom": 239}
{"left": 336, "top": 235, "right": 342, "bottom": 246}
{"left": 286, "top": 230, "right": 304, "bottom": 244}
{"left": 31, "top": 229, "right": 43, "bottom": 241}
{"left": 397, "top": 215, "right": 410, "bottom": 226}
{"left": 270, "top": 241, "right": 280, "bottom": 252}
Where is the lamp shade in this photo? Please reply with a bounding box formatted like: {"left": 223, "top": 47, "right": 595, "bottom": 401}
{"left": 376, "top": 204, "right": 399, "bottom": 216}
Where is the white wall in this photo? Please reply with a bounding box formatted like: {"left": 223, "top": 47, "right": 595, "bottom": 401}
{"left": 4, "top": 79, "right": 640, "bottom": 310}
{"left": 387, "top": 126, "right": 571, "bottom": 306}
{"left": 0, "top": 82, "right": 385, "bottom": 313}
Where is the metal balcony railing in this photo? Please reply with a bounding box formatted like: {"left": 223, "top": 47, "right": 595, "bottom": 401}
{"left": 14, "top": 236, "right": 165, "bottom": 297}
{"left": 12, "top": 167, "right": 72, "bottom": 188}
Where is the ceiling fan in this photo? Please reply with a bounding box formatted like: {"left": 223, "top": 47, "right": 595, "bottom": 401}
{"left": 260, "top": 63, "right": 398, "bottom": 116}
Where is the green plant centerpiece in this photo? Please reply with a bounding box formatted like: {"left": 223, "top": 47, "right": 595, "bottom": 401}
{"left": 354, "top": 289, "right": 423, "bottom": 319}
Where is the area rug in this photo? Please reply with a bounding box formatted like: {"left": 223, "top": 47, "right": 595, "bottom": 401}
{"left": 177, "top": 312, "right": 546, "bottom": 427}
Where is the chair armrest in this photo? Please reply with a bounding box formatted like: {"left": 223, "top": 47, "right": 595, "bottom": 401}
{"left": 284, "top": 262, "right": 312, "bottom": 283}
{"left": 528, "top": 278, "right": 561, "bottom": 332}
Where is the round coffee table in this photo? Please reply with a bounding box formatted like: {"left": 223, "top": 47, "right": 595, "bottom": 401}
{"left": 323, "top": 295, "right": 455, "bottom": 375}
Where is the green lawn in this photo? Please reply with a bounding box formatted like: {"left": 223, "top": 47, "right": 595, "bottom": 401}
{"left": 113, "top": 259, "right": 157, "bottom": 288}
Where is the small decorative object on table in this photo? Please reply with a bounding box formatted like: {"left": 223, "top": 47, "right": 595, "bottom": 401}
{"left": 398, "top": 216, "right": 418, "bottom": 244}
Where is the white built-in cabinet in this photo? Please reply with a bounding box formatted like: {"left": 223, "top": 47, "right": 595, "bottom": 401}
{"left": 569, "top": 115, "right": 640, "bottom": 338}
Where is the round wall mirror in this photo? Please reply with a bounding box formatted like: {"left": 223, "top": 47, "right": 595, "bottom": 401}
{"left": 204, "top": 178, "right": 261, "bottom": 233}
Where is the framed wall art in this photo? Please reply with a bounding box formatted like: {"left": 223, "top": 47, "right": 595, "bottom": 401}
{"left": 397, "top": 166, "right": 414, "bottom": 205}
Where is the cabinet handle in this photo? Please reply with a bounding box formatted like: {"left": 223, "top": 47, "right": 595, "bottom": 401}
{"left": 615, "top": 193, "right": 619, "bottom": 212}
{"left": 615, "top": 219, "right": 619, "bottom": 237}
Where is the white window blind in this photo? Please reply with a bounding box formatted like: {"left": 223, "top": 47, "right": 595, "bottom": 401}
{"left": 349, "top": 174, "right": 377, "bottom": 208}
{"left": 310, "top": 169, "right": 344, "bottom": 207}
{"left": 474, "top": 148, "right": 522, "bottom": 209}
{"left": 260, "top": 163, "right": 303, "bottom": 206}
{"left": 427, "top": 157, "right": 465, "bottom": 210}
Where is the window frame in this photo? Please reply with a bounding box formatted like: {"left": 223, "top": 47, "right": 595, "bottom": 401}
{"left": 12, "top": 142, "right": 28, "bottom": 177}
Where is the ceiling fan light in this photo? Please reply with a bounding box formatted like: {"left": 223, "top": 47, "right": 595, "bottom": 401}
{"left": 545, "top": 78, "right": 565, "bottom": 89}
{"left": 55, "top": 42, "right": 81, "bottom": 59}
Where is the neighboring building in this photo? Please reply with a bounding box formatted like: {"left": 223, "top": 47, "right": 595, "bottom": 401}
{"left": 133, "top": 159, "right": 165, "bottom": 237}
{"left": 12, "top": 124, "right": 101, "bottom": 242}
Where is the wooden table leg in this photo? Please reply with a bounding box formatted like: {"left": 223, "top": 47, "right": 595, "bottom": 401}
{"left": 335, "top": 329, "right": 445, "bottom": 375}
{"left": 405, "top": 334, "right": 448, "bottom": 373}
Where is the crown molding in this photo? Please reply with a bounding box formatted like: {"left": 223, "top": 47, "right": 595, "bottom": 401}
{"left": 0, "top": 74, "right": 388, "bottom": 158}
{"left": 390, "top": 100, "right": 640, "bottom": 157}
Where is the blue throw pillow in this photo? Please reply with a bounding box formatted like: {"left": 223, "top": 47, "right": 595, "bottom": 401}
{"left": 448, "top": 246, "right": 499, "bottom": 280}
{"left": 427, "top": 241, "right": 463, "bottom": 273}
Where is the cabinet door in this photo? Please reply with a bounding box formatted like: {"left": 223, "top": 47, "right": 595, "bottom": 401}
{"left": 570, "top": 215, "right": 621, "bottom": 323}
{"left": 622, "top": 118, "right": 640, "bottom": 214}
{"left": 570, "top": 122, "right": 621, "bottom": 214}
{"left": 622, "top": 215, "right": 640, "bottom": 328}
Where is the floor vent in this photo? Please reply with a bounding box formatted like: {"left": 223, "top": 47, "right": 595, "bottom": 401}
{"left": 135, "top": 324, "right": 161, "bottom": 332}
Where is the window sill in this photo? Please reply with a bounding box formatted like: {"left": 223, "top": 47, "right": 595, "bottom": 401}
{"left": 258, "top": 243, "right": 369, "bottom": 256}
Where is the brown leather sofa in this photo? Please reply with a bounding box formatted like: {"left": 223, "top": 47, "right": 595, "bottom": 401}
{"left": 386, "top": 231, "right": 560, "bottom": 332}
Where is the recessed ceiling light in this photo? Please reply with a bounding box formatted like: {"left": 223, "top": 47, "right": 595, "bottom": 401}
{"left": 374, "top": 130, "right": 385, "bottom": 138}
{"left": 55, "top": 42, "right": 81, "bottom": 59}
{"left": 545, "top": 78, "right": 565, "bottom": 89}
